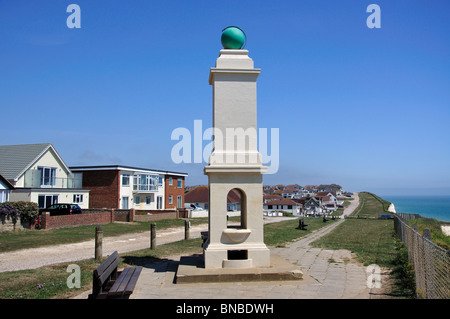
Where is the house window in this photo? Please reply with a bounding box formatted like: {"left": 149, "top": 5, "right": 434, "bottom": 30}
{"left": 122, "top": 174, "right": 130, "bottom": 186}
{"left": 288, "top": 205, "right": 292, "bottom": 209}
{"left": 169, "top": 177, "right": 173, "bottom": 186}
{"left": 157, "top": 196, "right": 163, "bottom": 209}
{"left": 146, "top": 196, "right": 151, "bottom": 205}
{"left": 38, "top": 167, "right": 56, "bottom": 186}
{"left": 177, "top": 195, "right": 182, "bottom": 208}
{"left": 177, "top": 178, "right": 182, "bottom": 188}
{"left": 135, "top": 196, "right": 140, "bottom": 205}
{"left": 73, "top": 194, "right": 83, "bottom": 203}
{"left": 38, "top": 195, "right": 58, "bottom": 209}
{"left": 268, "top": 205, "right": 273, "bottom": 209}
{"left": 0, "top": 190, "right": 9, "bottom": 203}
{"left": 158, "top": 176, "right": 163, "bottom": 186}
{"left": 168, "top": 195, "right": 173, "bottom": 205}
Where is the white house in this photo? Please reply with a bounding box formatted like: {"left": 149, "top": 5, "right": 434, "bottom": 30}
{"left": 303, "top": 197, "right": 323, "bottom": 215}
{"left": 0, "top": 143, "right": 90, "bottom": 209}
{"left": 263, "top": 198, "right": 301, "bottom": 216}
{"left": 0, "top": 174, "right": 13, "bottom": 203}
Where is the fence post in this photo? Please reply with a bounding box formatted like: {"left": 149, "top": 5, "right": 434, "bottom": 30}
{"left": 185, "top": 219, "right": 190, "bottom": 240}
{"left": 95, "top": 225, "right": 103, "bottom": 261}
{"left": 150, "top": 223, "right": 156, "bottom": 250}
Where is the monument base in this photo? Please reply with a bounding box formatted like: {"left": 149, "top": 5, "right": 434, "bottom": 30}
{"left": 203, "top": 242, "right": 271, "bottom": 269}
{"left": 175, "top": 254, "right": 303, "bottom": 284}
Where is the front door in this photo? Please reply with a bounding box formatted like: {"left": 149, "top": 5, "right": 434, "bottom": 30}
{"left": 122, "top": 197, "right": 129, "bottom": 209}
{"left": 177, "top": 195, "right": 182, "bottom": 209}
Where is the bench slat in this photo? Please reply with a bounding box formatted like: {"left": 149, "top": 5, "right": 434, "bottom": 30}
{"left": 94, "top": 251, "right": 119, "bottom": 277}
{"left": 124, "top": 267, "right": 143, "bottom": 294}
{"left": 97, "top": 257, "right": 120, "bottom": 286}
{"left": 108, "top": 267, "right": 143, "bottom": 296}
{"left": 109, "top": 268, "right": 132, "bottom": 296}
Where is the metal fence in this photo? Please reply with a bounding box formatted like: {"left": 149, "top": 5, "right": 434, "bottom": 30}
{"left": 394, "top": 213, "right": 450, "bottom": 299}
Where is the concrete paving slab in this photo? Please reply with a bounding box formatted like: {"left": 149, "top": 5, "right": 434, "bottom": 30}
{"left": 175, "top": 254, "right": 303, "bottom": 284}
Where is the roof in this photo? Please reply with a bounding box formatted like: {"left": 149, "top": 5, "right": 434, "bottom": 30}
{"left": 0, "top": 174, "right": 14, "bottom": 189}
{"left": 315, "top": 195, "right": 331, "bottom": 201}
{"left": 0, "top": 143, "right": 70, "bottom": 181}
{"left": 305, "top": 197, "right": 320, "bottom": 206}
{"left": 263, "top": 194, "right": 283, "bottom": 200}
{"left": 316, "top": 191, "right": 331, "bottom": 196}
{"left": 69, "top": 165, "right": 188, "bottom": 177}
{"left": 264, "top": 198, "right": 300, "bottom": 206}
{"left": 185, "top": 186, "right": 209, "bottom": 203}
{"left": 185, "top": 186, "right": 241, "bottom": 204}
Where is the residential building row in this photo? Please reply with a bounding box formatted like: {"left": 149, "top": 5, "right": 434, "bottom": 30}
{"left": 184, "top": 184, "right": 351, "bottom": 217}
{"left": 263, "top": 184, "right": 351, "bottom": 216}
{"left": 0, "top": 143, "right": 187, "bottom": 211}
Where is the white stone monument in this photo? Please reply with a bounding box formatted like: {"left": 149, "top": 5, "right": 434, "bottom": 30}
{"left": 203, "top": 44, "right": 271, "bottom": 269}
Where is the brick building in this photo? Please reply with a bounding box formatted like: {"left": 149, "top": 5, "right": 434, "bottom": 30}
{"left": 70, "top": 165, "right": 187, "bottom": 210}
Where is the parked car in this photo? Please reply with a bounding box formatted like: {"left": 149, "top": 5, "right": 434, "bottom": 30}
{"left": 39, "top": 203, "right": 82, "bottom": 216}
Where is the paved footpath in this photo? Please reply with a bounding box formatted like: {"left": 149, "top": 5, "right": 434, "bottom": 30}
{"left": 74, "top": 193, "right": 387, "bottom": 299}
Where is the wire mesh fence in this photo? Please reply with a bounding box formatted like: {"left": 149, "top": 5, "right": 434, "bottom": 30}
{"left": 394, "top": 213, "right": 450, "bottom": 299}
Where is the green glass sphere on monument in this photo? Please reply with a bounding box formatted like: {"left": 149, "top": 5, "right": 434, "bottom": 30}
{"left": 221, "top": 26, "right": 247, "bottom": 49}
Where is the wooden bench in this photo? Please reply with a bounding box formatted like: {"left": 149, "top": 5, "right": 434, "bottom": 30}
{"left": 88, "top": 251, "right": 142, "bottom": 299}
{"left": 297, "top": 218, "right": 310, "bottom": 230}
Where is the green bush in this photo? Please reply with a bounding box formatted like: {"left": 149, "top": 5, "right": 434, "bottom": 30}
{"left": 6, "top": 201, "right": 39, "bottom": 225}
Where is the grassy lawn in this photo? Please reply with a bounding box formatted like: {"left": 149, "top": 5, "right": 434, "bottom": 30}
{"left": 408, "top": 217, "right": 450, "bottom": 250}
{"left": 351, "top": 191, "right": 391, "bottom": 217}
{"left": 311, "top": 218, "right": 395, "bottom": 267}
{"left": 311, "top": 192, "right": 396, "bottom": 267}
{"left": 264, "top": 216, "right": 338, "bottom": 247}
{"left": 0, "top": 216, "right": 335, "bottom": 299}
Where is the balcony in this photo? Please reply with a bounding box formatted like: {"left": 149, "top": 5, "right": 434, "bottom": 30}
{"left": 133, "top": 184, "right": 159, "bottom": 193}
{"left": 132, "top": 174, "right": 159, "bottom": 193}
{"left": 23, "top": 170, "right": 82, "bottom": 189}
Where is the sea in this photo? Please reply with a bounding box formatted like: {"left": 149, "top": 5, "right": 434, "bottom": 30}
{"left": 382, "top": 195, "right": 450, "bottom": 223}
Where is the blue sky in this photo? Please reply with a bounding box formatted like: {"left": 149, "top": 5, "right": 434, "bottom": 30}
{"left": 0, "top": 0, "right": 449, "bottom": 195}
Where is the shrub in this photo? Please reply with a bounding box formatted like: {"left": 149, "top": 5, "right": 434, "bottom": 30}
{"left": 0, "top": 203, "right": 21, "bottom": 230}
{"left": 4, "top": 201, "right": 39, "bottom": 228}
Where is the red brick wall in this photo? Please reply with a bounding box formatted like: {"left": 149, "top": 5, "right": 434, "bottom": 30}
{"left": 165, "top": 175, "right": 185, "bottom": 209}
{"left": 41, "top": 211, "right": 113, "bottom": 229}
{"left": 81, "top": 170, "right": 120, "bottom": 209}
